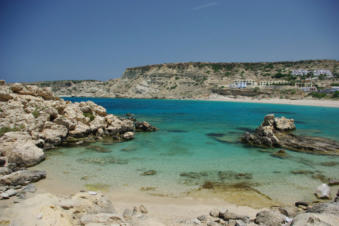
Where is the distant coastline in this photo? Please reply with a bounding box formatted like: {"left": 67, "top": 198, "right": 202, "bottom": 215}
{"left": 60, "top": 95, "right": 339, "bottom": 108}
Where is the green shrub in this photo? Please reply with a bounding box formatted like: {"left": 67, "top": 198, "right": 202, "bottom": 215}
{"left": 32, "top": 108, "right": 40, "bottom": 118}
{"left": 83, "top": 112, "right": 95, "bottom": 121}
{"left": 330, "top": 83, "right": 339, "bottom": 86}
{"left": 310, "top": 92, "right": 327, "bottom": 99}
{"left": 0, "top": 126, "right": 22, "bottom": 136}
{"left": 332, "top": 91, "right": 339, "bottom": 99}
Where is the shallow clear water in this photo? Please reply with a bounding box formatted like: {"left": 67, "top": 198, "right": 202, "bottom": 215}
{"left": 34, "top": 98, "right": 339, "bottom": 205}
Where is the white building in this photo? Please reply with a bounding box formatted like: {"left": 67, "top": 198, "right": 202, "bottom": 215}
{"left": 291, "top": 69, "right": 309, "bottom": 76}
{"left": 313, "top": 69, "right": 333, "bottom": 78}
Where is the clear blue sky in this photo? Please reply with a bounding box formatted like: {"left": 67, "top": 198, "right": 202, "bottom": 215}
{"left": 1, "top": 0, "right": 338, "bottom": 82}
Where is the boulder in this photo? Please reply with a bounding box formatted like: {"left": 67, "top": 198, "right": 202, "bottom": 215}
{"left": 254, "top": 210, "right": 288, "bottom": 226}
{"left": 219, "top": 210, "right": 249, "bottom": 223}
{"left": 274, "top": 116, "right": 296, "bottom": 131}
{"left": 291, "top": 213, "right": 332, "bottom": 226}
{"left": 0, "top": 92, "right": 13, "bottom": 101}
{"left": 242, "top": 114, "right": 339, "bottom": 155}
{"left": 135, "top": 121, "right": 157, "bottom": 132}
{"left": 315, "top": 184, "right": 331, "bottom": 199}
{"left": 307, "top": 202, "right": 339, "bottom": 215}
{"left": 40, "top": 122, "right": 68, "bottom": 145}
{"left": 0, "top": 132, "right": 45, "bottom": 167}
{"left": 68, "top": 122, "right": 91, "bottom": 138}
{"left": 0, "top": 170, "right": 46, "bottom": 186}
{"left": 122, "top": 131, "right": 134, "bottom": 140}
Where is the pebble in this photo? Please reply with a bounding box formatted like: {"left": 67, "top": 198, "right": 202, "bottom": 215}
{"left": 37, "top": 213, "right": 43, "bottom": 220}
{"left": 139, "top": 204, "right": 148, "bottom": 214}
{"left": 88, "top": 191, "right": 97, "bottom": 195}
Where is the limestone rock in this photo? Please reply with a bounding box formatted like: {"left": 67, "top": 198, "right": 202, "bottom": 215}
{"left": 315, "top": 184, "right": 331, "bottom": 199}
{"left": 274, "top": 116, "right": 296, "bottom": 131}
{"left": 0, "top": 170, "right": 46, "bottom": 186}
{"left": 135, "top": 121, "right": 157, "bottom": 132}
{"left": 291, "top": 213, "right": 332, "bottom": 226}
{"left": 122, "top": 131, "right": 134, "bottom": 140}
{"left": 254, "top": 210, "right": 288, "bottom": 226}
{"left": 80, "top": 213, "right": 124, "bottom": 224}
{"left": 242, "top": 114, "right": 339, "bottom": 155}
{"left": 0, "top": 132, "right": 45, "bottom": 167}
{"left": 40, "top": 122, "right": 68, "bottom": 146}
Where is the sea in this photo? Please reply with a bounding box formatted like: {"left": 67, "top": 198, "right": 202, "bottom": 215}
{"left": 33, "top": 98, "right": 339, "bottom": 206}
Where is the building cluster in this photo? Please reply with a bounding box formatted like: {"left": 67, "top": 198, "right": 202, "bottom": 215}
{"left": 291, "top": 69, "right": 333, "bottom": 78}
{"left": 229, "top": 80, "right": 289, "bottom": 88}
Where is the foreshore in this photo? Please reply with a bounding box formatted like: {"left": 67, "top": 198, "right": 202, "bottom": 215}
{"left": 198, "top": 94, "right": 339, "bottom": 108}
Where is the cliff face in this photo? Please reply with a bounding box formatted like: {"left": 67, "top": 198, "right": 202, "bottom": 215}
{"left": 29, "top": 60, "right": 339, "bottom": 99}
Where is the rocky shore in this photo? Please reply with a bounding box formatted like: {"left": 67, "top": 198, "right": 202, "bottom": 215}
{"left": 241, "top": 114, "right": 339, "bottom": 155}
{"left": 0, "top": 82, "right": 156, "bottom": 200}
{"left": 1, "top": 82, "right": 338, "bottom": 225}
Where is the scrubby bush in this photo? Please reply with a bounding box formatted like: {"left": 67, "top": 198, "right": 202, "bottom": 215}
{"left": 83, "top": 112, "right": 95, "bottom": 121}
{"left": 310, "top": 92, "right": 327, "bottom": 99}
{"left": 332, "top": 91, "right": 339, "bottom": 98}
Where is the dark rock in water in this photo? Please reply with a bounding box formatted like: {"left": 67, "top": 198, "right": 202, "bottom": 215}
{"left": 166, "top": 129, "right": 187, "bottom": 133}
{"left": 329, "top": 179, "right": 339, "bottom": 186}
{"left": 202, "top": 181, "right": 214, "bottom": 189}
{"left": 86, "top": 145, "right": 111, "bottom": 153}
{"left": 0, "top": 170, "right": 46, "bottom": 186}
{"left": 320, "top": 161, "right": 339, "bottom": 167}
{"left": 290, "top": 170, "right": 314, "bottom": 175}
{"left": 135, "top": 121, "right": 157, "bottom": 132}
{"left": 242, "top": 114, "right": 339, "bottom": 155}
{"left": 217, "top": 171, "right": 252, "bottom": 181}
{"left": 77, "top": 156, "right": 128, "bottom": 165}
{"left": 120, "top": 147, "right": 137, "bottom": 152}
{"left": 141, "top": 170, "right": 157, "bottom": 176}
{"left": 295, "top": 201, "right": 309, "bottom": 208}
{"left": 180, "top": 172, "right": 208, "bottom": 179}
{"left": 206, "top": 133, "right": 224, "bottom": 137}
{"left": 270, "top": 150, "right": 288, "bottom": 159}
{"left": 236, "top": 127, "right": 255, "bottom": 133}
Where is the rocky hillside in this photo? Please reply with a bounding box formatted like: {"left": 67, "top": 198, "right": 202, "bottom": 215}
{"left": 29, "top": 60, "right": 339, "bottom": 99}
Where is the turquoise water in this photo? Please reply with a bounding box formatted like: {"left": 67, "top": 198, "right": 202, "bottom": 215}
{"left": 34, "top": 98, "right": 339, "bottom": 205}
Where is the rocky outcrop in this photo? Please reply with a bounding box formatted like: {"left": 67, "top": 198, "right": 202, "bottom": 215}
{"left": 0, "top": 191, "right": 160, "bottom": 226}
{"left": 242, "top": 114, "right": 339, "bottom": 155}
{"left": 0, "top": 82, "right": 156, "bottom": 199}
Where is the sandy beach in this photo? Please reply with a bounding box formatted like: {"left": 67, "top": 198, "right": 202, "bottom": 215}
{"left": 196, "top": 94, "right": 339, "bottom": 108}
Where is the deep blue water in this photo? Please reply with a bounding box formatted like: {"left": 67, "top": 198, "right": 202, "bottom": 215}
{"left": 35, "top": 98, "right": 339, "bottom": 205}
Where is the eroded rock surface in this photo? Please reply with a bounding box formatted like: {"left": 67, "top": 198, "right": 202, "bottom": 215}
{"left": 0, "top": 82, "right": 156, "bottom": 199}
{"left": 242, "top": 114, "right": 339, "bottom": 155}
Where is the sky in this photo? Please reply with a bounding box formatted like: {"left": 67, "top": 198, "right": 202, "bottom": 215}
{"left": 0, "top": 0, "right": 338, "bottom": 83}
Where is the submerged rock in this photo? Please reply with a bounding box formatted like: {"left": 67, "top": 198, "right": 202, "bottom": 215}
{"left": 270, "top": 150, "right": 288, "bottom": 159}
{"left": 85, "top": 145, "right": 111, "bottom": 153}
{"left": 242, "top": 114, "right": 339, "bottom": 155}
{"left": 141, "top": 170, "right": 157, "bottom": 176}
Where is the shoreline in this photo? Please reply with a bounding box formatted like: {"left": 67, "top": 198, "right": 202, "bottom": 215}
{"left": 60, "top": 95, "right": 339, "bottom": 108}
{"left": 199, "top": 94, "right": 339, "bottom": 108}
